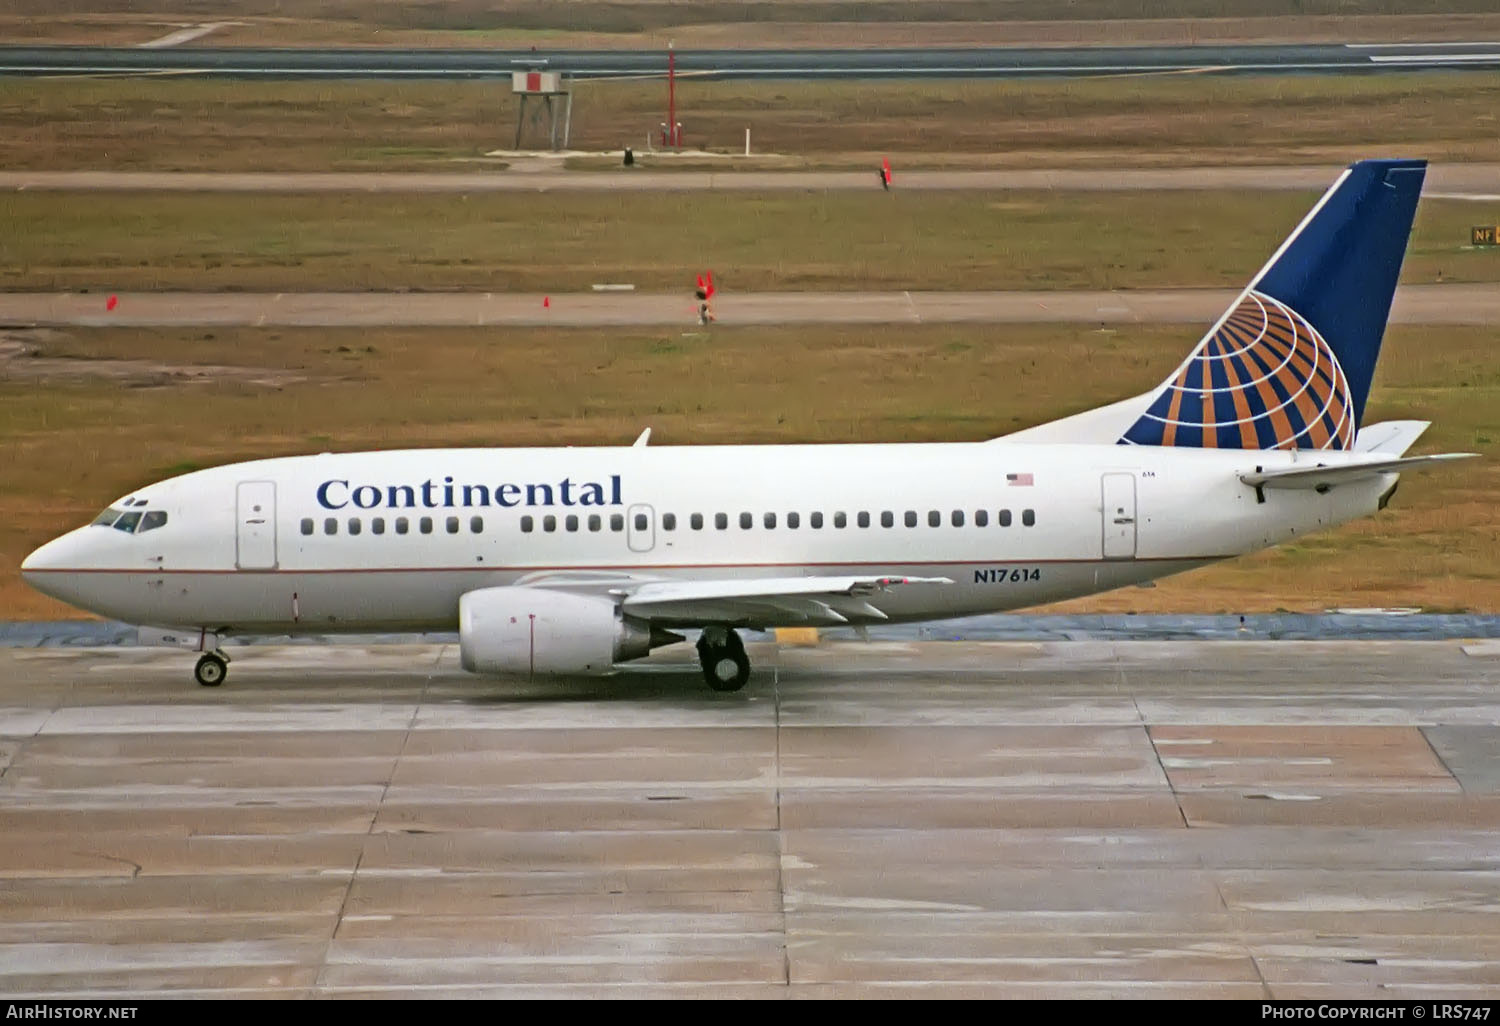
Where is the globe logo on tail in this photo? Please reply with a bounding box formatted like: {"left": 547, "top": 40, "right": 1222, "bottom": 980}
{"left": 1120, "top": 290, "right": 1355, "bottom": 450}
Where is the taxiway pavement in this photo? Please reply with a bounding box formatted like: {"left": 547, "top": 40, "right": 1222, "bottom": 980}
{"left": 5, "top": 42, "right": 1500, "bottom": 80}
{"left": 4, "top": 284, "right": 1494, "bottom": 328}
{"left": 2, "top": 640, "right": 1498, "bottom": 997}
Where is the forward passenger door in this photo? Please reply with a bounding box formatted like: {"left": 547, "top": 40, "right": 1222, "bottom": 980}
{"left": 236, "top": 481, "right": 278, "bottom": 570}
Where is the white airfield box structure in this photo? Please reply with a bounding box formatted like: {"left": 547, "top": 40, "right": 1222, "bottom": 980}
{"left": 511, "top": 69, "right": 573, "bottom": 150}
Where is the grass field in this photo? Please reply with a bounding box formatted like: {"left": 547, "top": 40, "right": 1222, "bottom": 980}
{"left": 4, "top": 321, "right": 1495, "bottom": 621}
{"left": 4, "top": 73, "right": 1498, "bottom": 171}
{"left": 2, "top": 190, "right": 1495, "bottom": 294}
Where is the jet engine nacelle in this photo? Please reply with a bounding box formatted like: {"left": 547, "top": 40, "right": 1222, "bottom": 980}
{"left": 458, "top": 587, "right": 653, "bottom": 677}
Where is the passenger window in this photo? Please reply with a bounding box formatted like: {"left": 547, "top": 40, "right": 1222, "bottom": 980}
{"left": 348, "top": 518, "right": 362, "bottom": 535}
{"left": 810, "top": 512, "right": 823, "bottom": 529}
{"left": 880, "top": 511, "right": 893, "bottom": 528}
{"left": 520, "top": 516, "right": 534, "bottom": 533}
{"left": 611, "top": 514, "right": 624, "bottom": 531}
{"left": 565, "top": 515, "right": 578, "bottom": 532}
{"left": 904, "top": 511, "right": 918, "bottom": 528}
{"left": 1023, "top": 508, "right": 1036, "bottom": 527}
{"left": 787, "top": 512, "right": 800, "bottom": 529}
{"left": 663, "top": 513, "right": 677, "bottom": 531}
{"left": 858, "top": 512, "right": 871, "bottom": 528}
{"left": 739, "top": 512, "right": 752, "bottom": 529}
{"left": 834, "top": 512, "right": 847, "bottom": 529}
{"left": 764, "top": 512, "right": 776, "bottom": 529}
{"left": 471, "top": 516, "right": 484, "bottom": 534}
{"left": 588, "top": 514, "right": 601, "bottom": 532}
{"left": 634, "top": 512, "right": 648, "bottom": 531}
{"left": 139, "top": 510, "right": 168, "bottom": 533}
{"left": 113, "top": 511, "right": 142, "bottom": 533}
{"left": 420, "top": 517, "right": 433, "bottom": 534}
{"left": 975, "top": 509, "right": 988, "bottom": 527}
{"left": 543, "top": 515, "right": 557, "bottom": 533}
{"left": 300, "top": 517, "right": 314, "bottom": 536}
{"left": 324, "top": 518, "right": 338, "bottom": 535}
{"left": 372, "top": 518, "right": 386, "bottom": 535}
{"left": 999, "top": 509, "right": 1012, "bottom": 527}
{"left": 715, "top": 513, "right": 728, "bottom": 530}
{"left": 951, "top": 510, "right": 964, "bottom": 527}
{"left": 396, "top": 517, "right": 409, "bottom": 535}
{"left": 691, "top": 513, "right": 704, "bottom": 530}
{"left": 929, "top": 510, "right": 942, "bottom": 528}
{"left": 446, "top": 516, "right": 460, "bottom": 534}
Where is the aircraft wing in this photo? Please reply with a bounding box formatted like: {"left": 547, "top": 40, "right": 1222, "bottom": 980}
{"left": 1239, "top": 452, "right": 1476, "bottom": 491}
{"left": 617, "top": 575, "right": 952, "bottom": 628}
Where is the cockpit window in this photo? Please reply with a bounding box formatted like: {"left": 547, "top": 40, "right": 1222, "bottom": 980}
{"left": 91, "top": 506, "right": 169, "bottom": 533}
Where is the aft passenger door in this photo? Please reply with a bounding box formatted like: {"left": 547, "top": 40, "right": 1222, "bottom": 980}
{"left": 236, "top": 481, "right": 278, "bottom": 570}
{"left": 1100, "top": 473, "right": 1137, "bottom": 560}
{"left": 627, "top": 503, "right": 655, "bottom": 553}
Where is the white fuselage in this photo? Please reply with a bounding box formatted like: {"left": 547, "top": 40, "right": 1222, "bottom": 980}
{"left": 21, "top": 441, "right": 1390, "bottom": 634}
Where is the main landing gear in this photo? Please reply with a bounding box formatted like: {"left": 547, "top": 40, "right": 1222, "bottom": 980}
{"left": 194, "top": 651, "right": 229, "bottom": 687}
{"left": 697, "top": 627, "right": 751, "bottom": 692}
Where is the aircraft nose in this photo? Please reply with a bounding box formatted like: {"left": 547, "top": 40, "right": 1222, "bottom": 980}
{"left": 20, "top": 530, "right": 100, "bottom": 612}
{"left": 22, "top": 541, "right": 49, "bottom": 575}
{"left": 21, "top": 533, "right": 75, "bottom": 577}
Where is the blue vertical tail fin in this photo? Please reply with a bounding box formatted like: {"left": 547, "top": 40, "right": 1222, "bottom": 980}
{"left": 1120, "top": 158, "right": 1426, "bottom": 451}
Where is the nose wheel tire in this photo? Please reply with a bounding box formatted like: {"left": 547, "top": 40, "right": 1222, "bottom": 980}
{"left": 697, "top": 628, "right": 751, "bottom": 693}
{"left": 194, "top": 653, "right": 228, "bottom": 688}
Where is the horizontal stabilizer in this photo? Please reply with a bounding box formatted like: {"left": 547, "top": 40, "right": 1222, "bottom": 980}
{"left": 1353, "top": 420, "right": 1430, "bottom": 456}
{"left": 1239, "top": 452, "right": 1475, "bottom": 491}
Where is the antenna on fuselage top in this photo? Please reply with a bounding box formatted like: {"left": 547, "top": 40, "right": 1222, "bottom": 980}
{"left": 633, "top": 428, "right": 651, "bottom": 447}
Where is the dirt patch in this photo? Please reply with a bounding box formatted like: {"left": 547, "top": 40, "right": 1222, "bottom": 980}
{"left": 0, "top": 327, "right": 312, "bottom": 389}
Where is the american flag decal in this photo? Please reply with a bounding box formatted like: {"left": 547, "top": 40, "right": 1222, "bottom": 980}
{"left": 1006, "top": 472, "right": 1034, "bottom": 486}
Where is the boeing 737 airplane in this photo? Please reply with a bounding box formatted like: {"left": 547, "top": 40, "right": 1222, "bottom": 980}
{"left": 21, "top": 159, "right": 1473, "bottom": 691}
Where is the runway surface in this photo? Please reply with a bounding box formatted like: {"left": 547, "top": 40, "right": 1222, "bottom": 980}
{"left": 2, "top": 640, "right": 1499, "bottom": 997}
{"left": 5, "top": 284, "right": 1494, "bottom": 329}
{"left": 5, "top": 43, "right": 1500, "bottom": 79}
{"left": 4, "top": 165, "right": 1498, "bottom": 194}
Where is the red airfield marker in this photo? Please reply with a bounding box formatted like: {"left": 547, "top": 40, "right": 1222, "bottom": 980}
{"left": 106, "top": 295, "right": 118, "bottom": 311}
{"left": 543, "top": 296, "right": 550, "bottom": 308}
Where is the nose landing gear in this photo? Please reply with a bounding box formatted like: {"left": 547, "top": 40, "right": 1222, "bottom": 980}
{"left": 696, "top": 626, "right": 750, "bottom": 692}
{"left": 194, "top": 651, "right": 229, "bottom": 687}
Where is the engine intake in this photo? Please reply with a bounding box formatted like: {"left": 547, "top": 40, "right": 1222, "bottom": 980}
{"left": 459, "top": 587, "right": 672, "bottom": 677}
